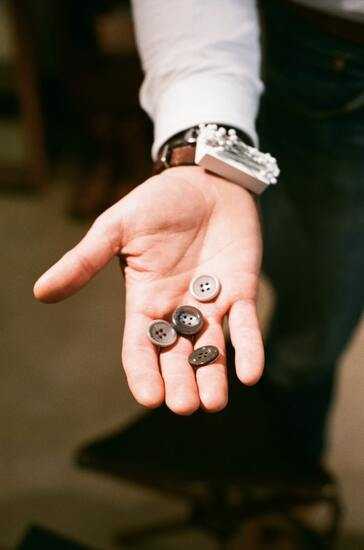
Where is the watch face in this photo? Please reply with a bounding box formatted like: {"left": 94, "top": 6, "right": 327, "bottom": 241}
{"left": 195, "top": 124, "right": 280, "bottom": 186}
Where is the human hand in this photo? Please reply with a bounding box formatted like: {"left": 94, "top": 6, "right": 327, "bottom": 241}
{"left": 34, "top": 166, "right": 264, "bottom": 414}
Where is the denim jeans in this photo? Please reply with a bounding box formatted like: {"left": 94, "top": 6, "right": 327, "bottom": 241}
{"left": 257, "top": 2, "right": 364, "bottom": 464}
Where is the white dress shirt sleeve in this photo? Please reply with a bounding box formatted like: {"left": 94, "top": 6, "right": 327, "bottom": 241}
{"left": 131, "top": 0, "right": 263, "bottom": 161}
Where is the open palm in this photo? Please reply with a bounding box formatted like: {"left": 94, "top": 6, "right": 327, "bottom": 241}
{"left": 34, "top": 165, "right": 264, "bottom": 414}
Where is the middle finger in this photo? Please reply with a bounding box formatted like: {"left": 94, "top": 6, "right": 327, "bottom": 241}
{"left": 159, "top": 336, "right": 200, "bottom": 415}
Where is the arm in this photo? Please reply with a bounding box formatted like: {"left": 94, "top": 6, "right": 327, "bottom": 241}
{"left": 131, "top": 0, "right": 263, "bottom": 159}
{"left": 34, "top": 1, "right": 264, "bottom": 415}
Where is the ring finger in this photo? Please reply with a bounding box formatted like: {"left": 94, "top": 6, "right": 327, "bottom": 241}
{"left": 193, "top": 317, "right": 228, "bottom": 412}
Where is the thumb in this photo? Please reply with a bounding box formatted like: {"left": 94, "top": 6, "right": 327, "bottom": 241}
{"left": 33, "top": 202, "right": 125, "bottom": 303}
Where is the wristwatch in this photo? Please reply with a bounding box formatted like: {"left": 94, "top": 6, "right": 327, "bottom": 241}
{"left": 153, "top": 123, "right": 280, "bottom": 195}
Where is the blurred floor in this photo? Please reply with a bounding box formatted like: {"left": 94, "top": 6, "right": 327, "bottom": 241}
{"left": 0, "top": 177, "right": 363, "bottom": 549}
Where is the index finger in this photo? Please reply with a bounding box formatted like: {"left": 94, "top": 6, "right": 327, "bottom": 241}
{"left": 122, "top": 311, "right": 165, "bottom": 408}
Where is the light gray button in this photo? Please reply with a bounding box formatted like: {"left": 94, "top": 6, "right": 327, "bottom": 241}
{"left": 188, "top": 345, "right": 219, "bottom": 367}
{"left": 148, "top": 320, "right": 177, "bottom": 347}
{"left": 171, "top": 305, "right": 204, "bottom": 336}
{"left": 189, "top": 274, "right": 221, "bottom": 302}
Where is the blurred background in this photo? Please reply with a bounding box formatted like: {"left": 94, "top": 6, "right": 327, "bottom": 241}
{"left": 1, "top": 1, "right": 363, "bottom": 548}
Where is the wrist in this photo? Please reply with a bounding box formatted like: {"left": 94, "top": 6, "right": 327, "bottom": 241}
{"left": 159, "top": 165, "right": 255, "bottom": 199}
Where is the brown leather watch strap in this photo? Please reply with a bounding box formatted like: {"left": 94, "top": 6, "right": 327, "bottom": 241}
{"left": 153, "top": 143, "right": 196, "bottom": 176}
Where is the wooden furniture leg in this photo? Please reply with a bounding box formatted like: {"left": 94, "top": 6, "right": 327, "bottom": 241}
{"left": 5, "top": 0, "right": 48, "bottom": 191}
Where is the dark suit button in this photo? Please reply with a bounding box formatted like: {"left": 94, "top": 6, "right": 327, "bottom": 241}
{"left": 171, "top": 305, "right": 204, "bottom": 336}
{"left": 188, "top": 345, "right": 219, "bottom": 367}
{"left": 189, "top": 274, "right": 221, "bottom": 302}
{"left": 148, "top": 319, "right": 177, "bottom": 347}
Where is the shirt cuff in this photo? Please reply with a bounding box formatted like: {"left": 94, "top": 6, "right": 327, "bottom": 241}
{"left": 149, "top": 73, "right": 262, "bottom": 161}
